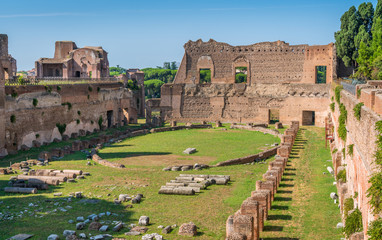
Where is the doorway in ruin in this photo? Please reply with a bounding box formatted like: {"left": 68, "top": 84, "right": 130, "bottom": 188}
{"left": 199, "top": 69, "right": 211, "bottom": 84}
{"left": 302, "top": 111, "right": 315, "bottom": 125}
{"left": 107, "top": 110, "right": 113, "bottom": 128}
{"left": 269, "top": 109, "right": 280, "bottom": 124}
{"left": 75, "top": 71, "right": 81, "bottom": 77}
{"left": 123, "top": 108, "right": 129, "bottom": 125}
{"left": 315, "top": 66, "right": 327, "bottom": 84}
{"left": 235, "top": 67, "right": 247, "bottom": 83}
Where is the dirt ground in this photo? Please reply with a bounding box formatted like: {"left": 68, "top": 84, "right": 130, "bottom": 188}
{"left": 117, "top": 154, "right": 216, "bottom": 166}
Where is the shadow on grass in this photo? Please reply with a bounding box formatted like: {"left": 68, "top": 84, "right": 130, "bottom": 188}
{"left": 281, "top": 178, "right": 293, "bottom": 181}
{"left": 271, "top": 205, "right": 289, "bottom": 210}
{"left": 263, "top": 225, "right": 284, "bottom": 232}
{"left": 268, "top": 214, "right": 292, "bottom": 220}
{"left": 276, "top": 190, "right": 293, "bottom": 194}
{"left": 98, "top": 151, "right": 172, "bottom": 160}
{"left": 279, "top": 183, "right": 294, "bottom": 188}
{"left": 273, "top": 197, "right": 292, "bottom": 202}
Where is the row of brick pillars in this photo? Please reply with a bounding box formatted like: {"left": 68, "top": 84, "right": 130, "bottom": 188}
{"left": 226, "top": 121, "right": 299, "bottom": 240}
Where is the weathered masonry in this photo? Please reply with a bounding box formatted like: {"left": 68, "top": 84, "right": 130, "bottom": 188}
{"left": 159, "top": 39, "right": 337, "bottom": 127}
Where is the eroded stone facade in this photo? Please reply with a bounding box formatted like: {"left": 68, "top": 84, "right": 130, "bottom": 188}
{"left": 35, "top": 41, "right": 109, "bottom": 78}
{"left": 160, "top": 39, "right": 335, "bottom": 127}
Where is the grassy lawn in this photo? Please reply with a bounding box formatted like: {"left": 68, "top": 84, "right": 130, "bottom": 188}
{"left": 0, "top": 128, "right": 278, "bottom": 239}
{"left": 260, "top": 127, "right": 343, "bottom": 240}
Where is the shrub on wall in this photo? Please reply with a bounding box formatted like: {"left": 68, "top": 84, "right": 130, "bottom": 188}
{"left": 56, "top": 123, "right": 66, "bottom": 136}
{"left": 97, "top": 87, "right": 100, "bottom": 92}
{"left": 368, "top": 218, "right": 382, "bottom": 240}
{"left": 330, "top": 102, "right": 335, "bottom": 112}
{"left": 57, "top": 86, "right": 61, "bottom": 91}
{"left": 348, "top": 144, "right": 354, "bottom": 156}
{"left": 77, "top": 111, "right": 81, "bottom": 116}
{"left": 353, "top": 103, "right": 364, "bottom": 121}
{"left": 88, "top": 86, "right": 93, "bottom": 92}
{"left": 344, "top": 208, "right": 363, "bottom": 237}
{"left": 61, "top": 102, "right": 72, "bottom": 110}
{"left": 32, "top": 98, "right": 38, "bottom": 107}
{"left": 343, "top": 197, "right": 354, "bottom": 217}
{"left": 332, "top": 148, "right": 338, "bottom": 154}
{"left": 44, "top": 85, "right": 52, "bottom": 93}
{"left": 357, "top": 88, "right": 361, "bottom": 99}
{"left": 337, "top": 169, "right": 347, "bottom": 183}
{"left": 367, "top": 172, "right": 382, "bottom": 214}
{"left": 11, "top": 90, "right": 17, "bottom": 98}
{"left": 335, "top": 85, "right": 343, "bottom": 104}
{"left": 10, "top": 115, "right": 16, "bottom": 123}
{"left": 76, "top": 119, "right": 80, "bottom": 124}
{"left": 338, "top": 103, "right": 348, "bottom": 141}
{"left": 98, "top": 116, "right": 103, "bottom": 129}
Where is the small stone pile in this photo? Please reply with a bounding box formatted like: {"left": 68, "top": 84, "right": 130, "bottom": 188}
{"left": 162, "top": 163, "right": 209, "bottom": 171}
{"left": 159, "top": 174, "right": 230, "bottom": 195}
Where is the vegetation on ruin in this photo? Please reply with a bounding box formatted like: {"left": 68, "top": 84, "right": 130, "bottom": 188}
{"left": 367, "top": 121, "right": 382, "bottom": 215}
{"left": 332, "top": 148, "right": 338, "bottom": 154}
{"left": 235, "top": 73, "right": 247, "bottom": 83}
{"left": 260, "top": 127, "right": 342, "bottom": 239}
{"left": 343, "top": 197, "right": 354, "bottom": 217}
{"left": 337, "top": 169, "right": 347, "bottom": 183}
{"left": 109, "top": 66, "right": 127, "bottom": 76}
{"left": 88, "top": 86, "right": 93, "bottom": 92}
{"left": 357, "top": 88, "right": 361, "bottom": 98}
{"left": 344, "top": 208, "right": 363, "bottom": 237}
{"left": 35, "top": 134, "right": 40, "bottom": 139}
{"left": 348, "top": 144, "right": 354, "bottom": 156}
{"left": 353, "top": 102, "right": 364, "bottom": 120}
{"left": 368, "top": 218, "right": 382, "bottom": 240}
{"left": 44, "top": 85, "right": 52, "bottom": 93}
{"left": 330, "top": 102, "right": 335, "bottom": 112}
{"left": 342, "top": 148, "right": 346, "bottom": 157}
{"left": 199, "top": 69, "right": 211, "bottom": 84}
{"left": 338, "top": 103, "right": 348, "bottom": 141}
{"left": 32, "top": 98, "right": 38, "bottom": 107}
{"left": 11, "top": 90, "right": 18, "bottom": 98}
{"left": 76, "top": 119, "right": 80, "bottom": 124}
{"left": 77, "top": 111, "right": 81, "bottom": 116}
{"left": 335, "top": 85, "right": 343, "bottom": 104}
{"left": 10, "top": 114, "right": 16, "bottom": 123}
{"left": 57, "top": 85, "right": 61, "bottom": 91}
{"left": 61, "top": 102, "right": 72, "bottom": 110}
{"left": 56, "top": 123, "right": 67, "bottom": 136}
{"left": 98, "top": 116, "right": 103, "bottom": 129}
{"left": 0, "top": 126, "right": 280, "bottom": 239}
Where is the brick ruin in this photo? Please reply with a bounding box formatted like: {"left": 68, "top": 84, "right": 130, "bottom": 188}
{"left": 35, "top": 41, "right": 109, "bottom": 78}
{"left": 158, "top": 39, "right": 338, "bottom": 127}
{"left": 0, "top": 34, "right": 140, "bottom": 157}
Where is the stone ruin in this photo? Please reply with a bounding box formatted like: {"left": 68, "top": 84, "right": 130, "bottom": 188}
{"left": 35, "top": 41, "right": 109, "bottom": 79}
{"left": 157, "top": 39, "right": 343, "bottom": 127}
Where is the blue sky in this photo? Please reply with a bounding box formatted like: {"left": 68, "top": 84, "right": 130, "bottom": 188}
{"left": 0, "top": 0, "right": 377, "bottom": 71}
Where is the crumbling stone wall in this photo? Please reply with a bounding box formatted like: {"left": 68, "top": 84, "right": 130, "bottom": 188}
{"left": 0, "top": 34, "right": 9, "bottom": 156}
{"left": 160, "top": 39, "right": 334, "bottom": 126}
{"left": 3, "top": 83, "right": 138, "bottom": 155}
{"left": 330, "top": 86, "right": 382, "bottom": 238}
{"left": 160, "top": 83, "right": 330, "bottom": 127}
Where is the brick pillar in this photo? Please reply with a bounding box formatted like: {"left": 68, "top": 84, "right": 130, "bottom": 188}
{"left": 233, "top": 213, "right": 255, "bottom": 240}
{"left": 0, "top": 64, "right": 6, "bottom": 157}
{"left": 277, "top": 145, "right": 290, "bottom": 158}
{"left": 240, "top": 198, "right": 260, "bottom": 240}
{"left": 170, "top": 120, "right": 177, "bottom": 127}
{"left": 250, "top": 191, "right": 269, "bottom": 231}
{"left": 256, "top": 180, "right": 275, "bottom": 202}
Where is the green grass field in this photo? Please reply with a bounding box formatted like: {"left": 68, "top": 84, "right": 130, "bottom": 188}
{"left": 0, "top": 126, "right": 342, "bottom": 239}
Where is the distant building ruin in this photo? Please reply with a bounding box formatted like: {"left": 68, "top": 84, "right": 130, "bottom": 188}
{"left": 158, "top": 39, "right": 338, "bottom": 127}
{"left": 35, "top": 41, "right": 109, "bottom": 78}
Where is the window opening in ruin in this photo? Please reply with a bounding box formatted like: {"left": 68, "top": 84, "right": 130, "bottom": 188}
{"left": 199, "top": 68, "right": 211, "bottom": 84}
{"left": 302, "top": 111, "right": 315, "bottom": 126}
{"left": 55, "top": 69, "right": 60, "bottom": 77}
{"left": 75, "top": 71, "right": 80, "bottom": 77}
{"left": 123, "top": 108, "right": 129, "bottom": 125}
{"left": 316, "top": 66, "right": 327, "bottom": 84}
{"left": 107, "top": 110, "right": 113, "bottom": 128}
{"left": 235, "top": 67, "right": 247, "bottom": 83}
{"left": 3, "top": 68, "right": 9, "bottom": 78}
{"left": 269, "top": 109, "right": 280, "bottom": 124}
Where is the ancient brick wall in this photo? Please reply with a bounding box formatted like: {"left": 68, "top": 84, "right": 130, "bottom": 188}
{"left": 0, "top": 34, "right": 8, "bottom": 156}
{"left": 331, "top": 88, "right": 382, "bottom": 237}
{"left": 2, "top": 83, "right": 138, "bottom": 155}
{"left": 173, "top": 39, "right": 335, "bottom": 85}
{"left": 160, "top": 83, "right": 330, "bottom": 127}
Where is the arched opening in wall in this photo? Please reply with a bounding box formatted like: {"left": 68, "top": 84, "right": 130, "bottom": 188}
{"left": 316, "top": 66, "right": 327, "bottom": 84}
{"left": 81, "top": 64, "right": 88, "bottom": 78}
{"left": 75, "top": 71, "right": 80, "bottom": 77}
{"left": 235, "top": 67, "right": 247, "bottom": 83}
{"left": 199, "top": 68, "right": 211, "bottom": 84}
{"left": 107, "top": 110, "right": 113, "bottom": 128}
{"left": 269, "top": 109, "right": 280, "bottom": 124}
{"left": 302, "top": 111, "right": 315, "bottom": 126}
{"left": 123, "top": 108, "right": 129, "bottom": 125}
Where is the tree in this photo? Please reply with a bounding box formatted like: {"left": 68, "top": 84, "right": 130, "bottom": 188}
{"left": 163, "top": 62, "right": 171, "bottom": 69}
{"left": 144, "top": 79, "right": 165, "bottom": 98}
{"left": 170, "top": 61, "right": 177, "bottom": 70}
{"left": 335, "top": 6, "right": 361, "bottom": 67}
{"left": 358, "top": 2, "right": 374, "bottom": 33}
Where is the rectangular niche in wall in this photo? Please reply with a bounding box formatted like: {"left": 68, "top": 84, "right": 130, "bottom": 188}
{"left": 316, "top": 66, "right": 327, "bottom": 84}
{"left": 235, "top": 67, "right": 247, "bottom": 83}
{"left": 302, "top": 111, "right": 315, "bottom": 125}
{"left": 199, "top": 68, "right": 211, "bottom": 84}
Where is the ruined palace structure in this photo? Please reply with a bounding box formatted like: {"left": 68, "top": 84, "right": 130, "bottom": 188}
{"left": 35, "top": 41, "right": 109, "bottom": 78}
{"left": 159, "top": 39, "right": 336, "bottom": 127}
{"left": 0, "top": 35, "right": 139, "bottom": 157}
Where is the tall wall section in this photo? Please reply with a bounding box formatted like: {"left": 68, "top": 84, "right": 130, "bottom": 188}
{"left": 0, "top": 34, "right": 8, "bottom": 156}
{"left": 2, "top": 83, "right": 138, "bottom": 155}
{"left": 330, "top": 86, "right": 382, "bottom": 238}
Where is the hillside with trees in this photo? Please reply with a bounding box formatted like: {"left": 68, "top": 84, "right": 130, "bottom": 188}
{"left": 335, "top": 1, "right": 382, "bottom": 80}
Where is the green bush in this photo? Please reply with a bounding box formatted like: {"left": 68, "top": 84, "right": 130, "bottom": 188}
{"left": 335, "top": 85, "right": 343, "bottom": 104}
{"left": 368, "top": 218, "right": 382, "bottom": 240}
{"left": 98, "top": 116, "right": 103, "bottom": 129}
{"left": 357, "top": 88, "right": 361, "bottom": 99}
{"left": 344, "top": 208, "right": 363, "bottom": 237}
{"left": 343, "top": 197, "right": 354, "bottom": 217}
{"left": 57, "top": 86, "right": 61, "bottom": 91}
{"left": 32, "top": 98, "right": 38, "bottom": 107}
{"left": 88, "top": 86, "right": 93, "bottom": 92}
{"left": 76, "top": 119, "right": 80, "bottom": 124}
{"left": 375, "top": 121, "right": 382, "bottom": 166}
{"left": 56, "top": 123, "right": 66, "bottom": 135}
{"left": 338, "top": 103, "right": 348, "bottom": 141}
{"left": 330, "top": 102, "right": 335, "bottom": 112}
{"left": 61, "top": 102, "right": 72, "bottom": 110}
{"left": 367, "top": 172, "right": 382, "bottom": 214}
{"left": 11, "top": 90, "right": 18, "bottom": 98}
{"left": 35, "top": 134, "right": 40, "bottom": 139}
{"left": 10, "top": 115, "right": 16, "bottom": 123}
{"left": 77, "top": 111, "right": 81, "bottom": 116}
{"left": 353, "top": 103, "right": 364, "bottom": 121}
{"left": 332, "top": 148, "right": 338, "bottom": 154}
{"left": 348, "top": 144, "right": 354, "bottom": 156}
{"left": 337, "top": 169, "right": 347, "bottom": 183}
{"left": 97, "top": 87, "right": 100, "bottom": 92}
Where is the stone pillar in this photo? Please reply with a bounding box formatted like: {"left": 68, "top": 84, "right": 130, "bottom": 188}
{"left": 170, "top": 120, "right": 177, "bottom": 127}
{"left": 256, "top": 180, "right": 275, "bottom": 201}
{"left": 240, "top": 198, "right": 260, "bottom": 240}
{"left": 250, "top": 191, "right": 269, "bottom": 231}
{"left": 277, "top": 145, "right": 290, "bottom": 158}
